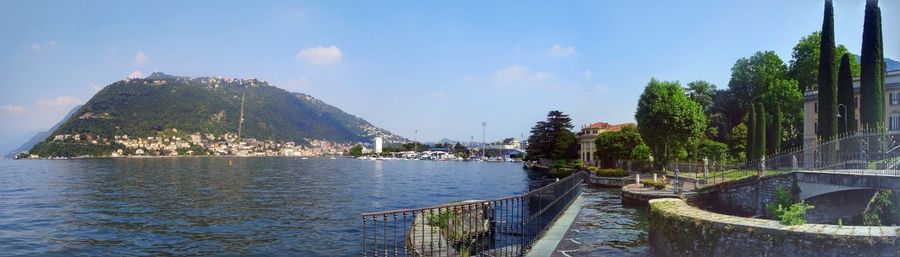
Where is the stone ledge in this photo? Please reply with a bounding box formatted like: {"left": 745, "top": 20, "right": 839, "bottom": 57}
{"left": 648, "top": 198, "right": 900, "bottom": 257}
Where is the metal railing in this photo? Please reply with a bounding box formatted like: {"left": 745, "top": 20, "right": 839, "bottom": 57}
{"left": 360, "top": 171, "right": 586, "bottom": 257}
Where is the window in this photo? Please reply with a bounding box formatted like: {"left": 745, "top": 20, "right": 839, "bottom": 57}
{"left": 891, "top": 93, "right": 900, "bottom": 106}
{"left": 814, "top": 121, "right": 818, "bottom": 134}
{"left": 891, "top": 114, "right": 900, "bottom": 131}
{"left": 814, "top": 101, "right": 818, "bottom": 113}
{"left": 855, "top": 96, "right": 859, "bottom": 109}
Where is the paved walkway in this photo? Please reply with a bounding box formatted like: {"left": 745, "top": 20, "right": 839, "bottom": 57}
{"left": 524, "top": 195, "right": 585, "bottom": 257}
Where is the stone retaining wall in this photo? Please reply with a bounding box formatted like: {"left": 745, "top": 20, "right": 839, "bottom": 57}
{"left": 699, "top": 173, "right": 797, "bottom": 216}
{"left": 649, "top": 198, "right": 899, "bottom": 257}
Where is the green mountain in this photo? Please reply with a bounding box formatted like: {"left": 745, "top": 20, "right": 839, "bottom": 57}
{"left": 27, "top": 72, "right": 407, "bottom": 157}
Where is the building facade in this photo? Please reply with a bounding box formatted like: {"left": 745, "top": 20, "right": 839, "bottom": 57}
{"left": 577, "top": 122, "right": 631, "bottom": 166}
{"left": 803, "top": 70, "right": 900, "bottom": 149}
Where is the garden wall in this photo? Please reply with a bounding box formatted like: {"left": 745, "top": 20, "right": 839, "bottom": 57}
{"left": 649, "top": 198, "right": 899, "bottom": 257}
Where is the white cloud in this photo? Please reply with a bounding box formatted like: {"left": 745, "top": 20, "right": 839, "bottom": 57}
{"left": 134, "top": 51, "right": 148, "bottom": 66}
{"left": 548, "top": 44, "right": 576, "bottom": 57}
{"left": 0, "top": 105, "right": 25, "bottom": 113}
{"left": 593, "top": 84, "right": 609, "bottom": 96}
{"left": 127, "top": 70, "right": 144, "bottom": 79}
{"left": 37, "top": 96, "right": 80, "bottom": 107}
{"left": 297, "top": 46, "right": 343, "bottom": 65}
{"left": 29, "top": 40, "right": 57, "bottom": 51}
{"left": 492, "top": 65, "right": 555, "bottom": 87}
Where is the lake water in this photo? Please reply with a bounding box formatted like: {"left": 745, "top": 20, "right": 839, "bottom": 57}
{"left": 0, "top": 158, "right": 649, "bottom": 256}
{"left": 0, "top": 158, "right": 535, "bottom": 256}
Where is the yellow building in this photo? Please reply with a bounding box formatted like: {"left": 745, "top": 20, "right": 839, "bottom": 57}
{"left": 803, "top": 70, "right": 900, "bottom": 149}
{"left": 577, "top": 122, "right": 631, "bottom": 166}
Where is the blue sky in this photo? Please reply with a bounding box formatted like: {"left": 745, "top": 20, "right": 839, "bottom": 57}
{"left": 0, "top": 1, "right": 898, "bottom": 150}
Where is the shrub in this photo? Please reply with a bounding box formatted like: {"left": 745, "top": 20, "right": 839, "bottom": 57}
{"left": 641, "top": 179, "right": 666, "bottom": 190}
{"left": 863, "top": 190, "right": 897, "bottom": 226}
{"left": 766, "top": 186, "right": 815, "bottom": 225}
{"left": 771, "top": 202, "right": 815, "bottom": 225}
{"left": 594, "top": 168, "right": 629, "bottom": 177}
{"left": 426, "top": 211, "right": 453, "bottom": 229}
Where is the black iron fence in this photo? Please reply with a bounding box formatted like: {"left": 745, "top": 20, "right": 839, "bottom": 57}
{"left": 360, "top": 171, "right": 586, "bottom": 257}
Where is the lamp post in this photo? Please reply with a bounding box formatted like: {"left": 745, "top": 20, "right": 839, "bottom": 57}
{"left": 837, "top": 104, "right": 848, "bottom": 135}
{"left": 481, "top": 122, "right": 487, "bottom": 159}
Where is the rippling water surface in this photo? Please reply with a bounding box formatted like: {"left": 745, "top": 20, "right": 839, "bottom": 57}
{"left": 0, "top": 158, "right": 533, "bottom": 256}
{"left": 554, "top": 185, "right": 649, "bottom": 256}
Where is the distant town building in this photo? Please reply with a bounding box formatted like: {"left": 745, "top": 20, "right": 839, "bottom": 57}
{"left": 485, "top": 138, "right": 521, "bottom": 150}
{"left": 577, "top": 122, "right": 632, "bottom": 166}
{"left": 803, "top": 70, "right": 900, "bottom": 149}
{"left": 374, "top": 137, "right": 383, "bottom": 154}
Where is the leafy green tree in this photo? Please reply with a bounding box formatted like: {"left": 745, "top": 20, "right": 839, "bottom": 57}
{"left": 837, "top": 54, "right": 857, "bottom": 134}
{"left": 349, "top": 144, "right": 363, "bottom": 157}
{"left": 728, "top": 122, "right": 748, "bottom": 162}
{"left": 698, "top": 139, "right": 728, "bottom": 161}
{"left": 632, "top": 144, "right": 652, "bottom": 161}
{"left": 754, "top": 102, "right": 767, "bottom": 161}
{"left": 860, "top": 0, "right": 885, "bottom": 130}
{"left": 594, "top": 124, "right": 645, "bottom": 167}
{"left": 526, "top": 111, "right": 577, "bottom": 161}
{"left": 685, "top": 80, "right": 717, "bottom": 111}
{"left": 817, "top": 0, "right": 837, "bottom": 143}
{"left": 635, "top": 79, "right": 706, "bottom": 166}
{"left": 762, "top": 79, "right": 802, "bottom": 150}
{"left": 727, "top": 51, "right": 787, "bottom": 115}
{"left": 787, "top": 31, "right": 861, "bottom": 92}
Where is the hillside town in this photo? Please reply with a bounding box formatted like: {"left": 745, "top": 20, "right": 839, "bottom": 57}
{"left": 20, "top": 129, "right": 357, "bottom": 159}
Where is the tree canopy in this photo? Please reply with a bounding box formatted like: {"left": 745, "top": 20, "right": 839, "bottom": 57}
{"left": 594, "top": 124, "right": 646, "bottom": 167}
{"left": 635, "top": 79, "right": 706, "bottom": 164}
{"left": 787, "top": 31, "right": 861, "bottom": 92}
{"left": 526, "top": 111, "right": 577, "bottom": 161}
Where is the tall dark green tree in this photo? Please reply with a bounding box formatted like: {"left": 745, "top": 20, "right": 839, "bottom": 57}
{"left": 525, "top": 110, "right": 577, "bottom": 161}
{"left": 755, "top": 102, "right": 767, "bottom": 161}
{"left": 837, "top": 54, "right": 857, "bottom": 134}
{"left": 787, "top": 31, "right": 861, "bottom": 92}
{"left": 817, "top": 0, "right": 837, "bottom": 142}
{"left": 771, "top": 103, "right": 783, "bottom": 154}
{"left": 746, "top": 104, "right": 756, "bottom": 162}
{"left": 860, "top": 0, "right": 885, "bottom": 130}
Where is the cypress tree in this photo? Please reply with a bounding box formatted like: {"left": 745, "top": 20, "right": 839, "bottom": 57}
{"left": 747, "top": 105, "right": 756, "bottom": 162}
{"left": 755, "top": 102, "right": 766, "bottom": 161}
{"left": 817, "top": 0, "right": 837, "bottom": 141}
{"left": 837, "top": 54, "right": 857, "bottom": 134}
{"left": 772, "top": 103, "right": 782, "bottom": 154}
{"left": 860, "top": 0, "right": 885, "bottom": 130}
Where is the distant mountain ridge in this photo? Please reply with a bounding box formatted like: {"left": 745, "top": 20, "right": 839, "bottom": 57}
{"left": 855, "top": 56, "right": 900, "bottom": 72}
{"left": 27, "top": 72, "right": 407, "bottom": 156}
{"left": 4, "top": 105, "right": 81, "bottom": 158}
